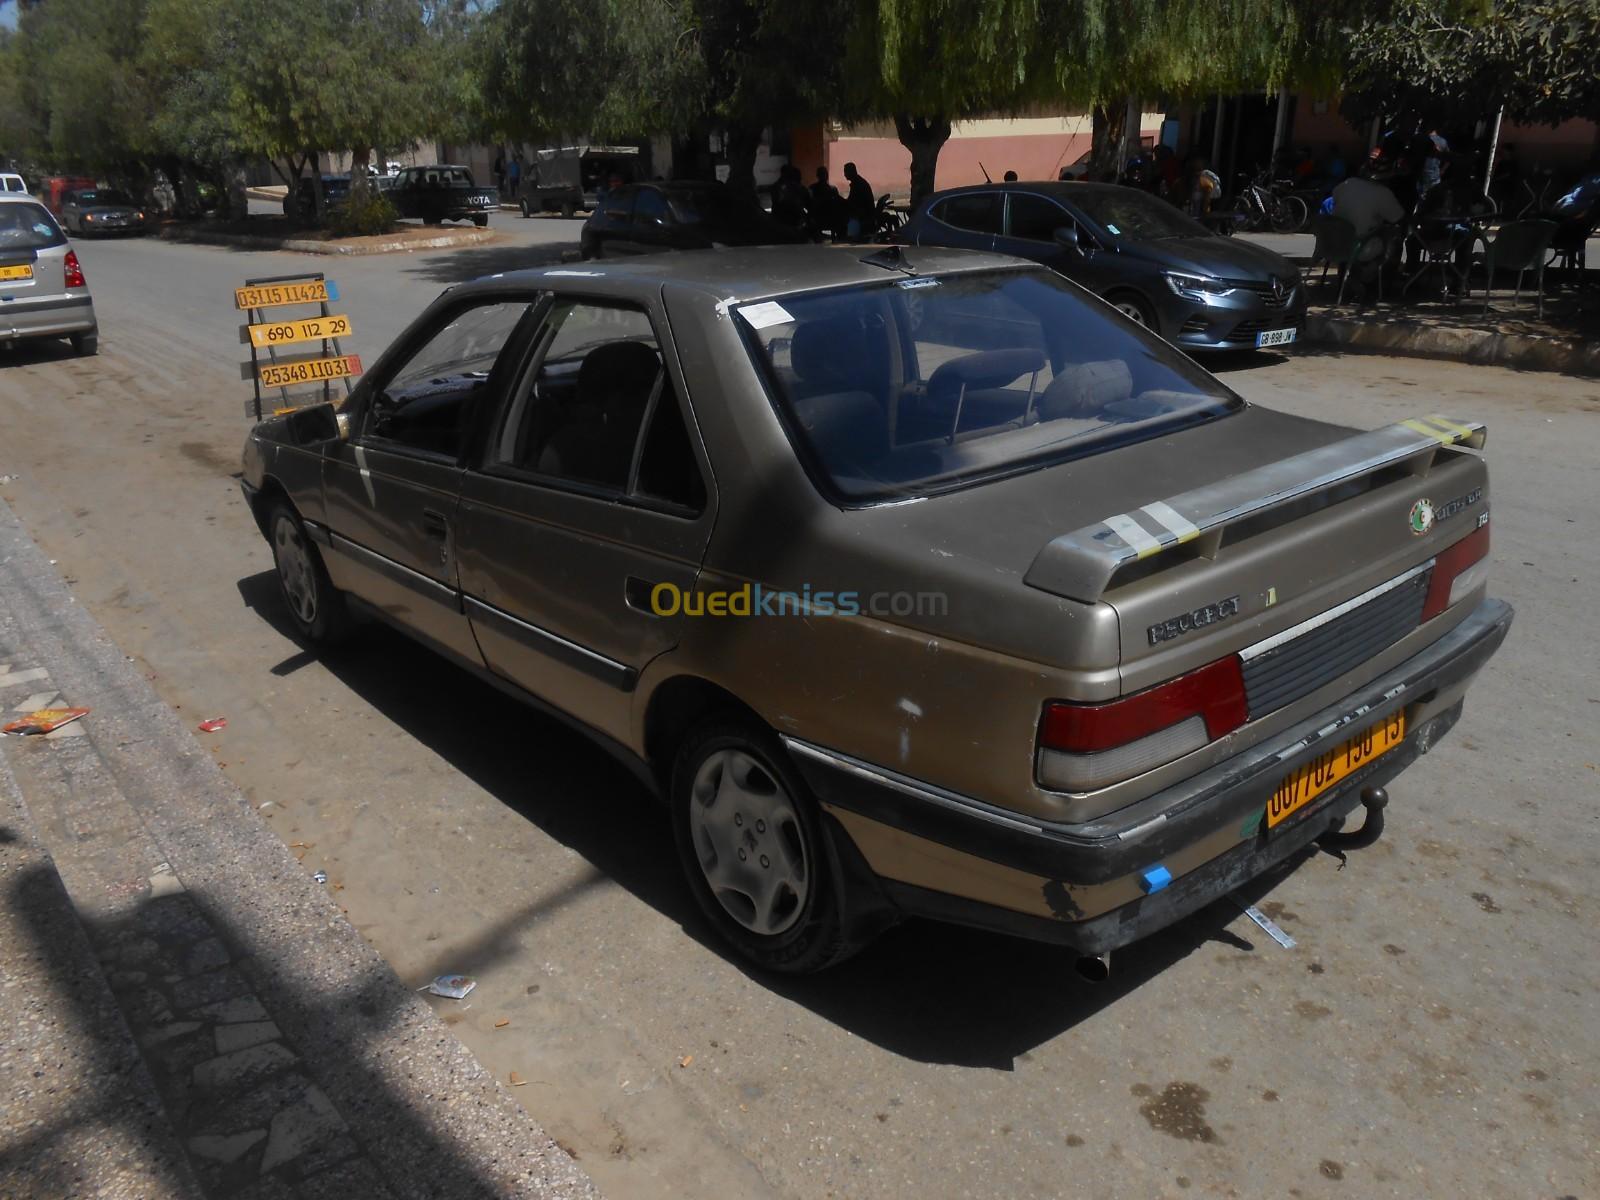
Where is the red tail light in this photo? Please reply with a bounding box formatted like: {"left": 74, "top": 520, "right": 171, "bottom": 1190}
{"left": 64, "top": 250, "right": 86, "bottom": 289}
{"left": 1037, "top": 657, "right": 1248, "bottom": 792}
{"left": 1421, "top": 523, "right": 1490, "bottom": 621}
{"left": 1040, "top": 657, "right": 1248, "bottom": 753}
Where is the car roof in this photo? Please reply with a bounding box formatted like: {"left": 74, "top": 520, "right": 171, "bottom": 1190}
{"left": 926, "top": 181, "right": 1137, "bottom": 203}
{"left": 466, "top": 244, "right": 1034, "bottom": 305}
{"left": 0, "top": 193, "right": 49, "bottom": 205}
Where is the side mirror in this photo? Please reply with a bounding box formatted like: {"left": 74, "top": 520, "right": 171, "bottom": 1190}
{"left": 1053, "top": 225, "right": 1082, "bottom": 251}
{"left": 284, "top": 402, "right": 343, "bottom": 446}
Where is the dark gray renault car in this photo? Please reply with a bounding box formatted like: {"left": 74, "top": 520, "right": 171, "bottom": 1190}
{"left": 899, "top": 181, "right": 1306, "bottom": 351}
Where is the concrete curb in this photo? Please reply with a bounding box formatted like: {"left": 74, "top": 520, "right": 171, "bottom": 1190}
{"left": 1304, "top": 311, "right": 1600, "bottom": 378}
{"left": 0, "top": 497, "right": 599, "bottom": 1200}
{"left": 158, "top": 225, "right": 496, "bottom": 257}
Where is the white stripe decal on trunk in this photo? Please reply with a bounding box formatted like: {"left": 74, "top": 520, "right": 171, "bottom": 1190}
{"left": 1103, "top": 513, "right": 1162, "bottom": 559}
{"left": 1139, "top": 501, "right": 1201, "bottom": 544}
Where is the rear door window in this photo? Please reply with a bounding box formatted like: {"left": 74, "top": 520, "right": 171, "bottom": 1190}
{"left": 932, "top": 193, "right": 1003, "bottom": 235}
{"left": 493, "top": 299, "right": 705, "bottom": 511}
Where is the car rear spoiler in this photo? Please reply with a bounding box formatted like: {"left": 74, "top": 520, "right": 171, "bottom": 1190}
{"left": 1024, "top": 414, "right": 1486, "bottom": 603}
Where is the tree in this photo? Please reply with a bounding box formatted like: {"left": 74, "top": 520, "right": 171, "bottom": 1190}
{"left": 1341, "top": 0, "right": 1600, "bottom": 133}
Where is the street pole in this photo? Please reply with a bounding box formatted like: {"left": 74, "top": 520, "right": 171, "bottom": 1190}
{"left": 1270, "top": 88, "right": 1291, "bottom": 172}
{"left": 1483, "top": 106, "right": 1504, "bottom": 197}
{"left": 1212, "top": 94, "right": 1226, "bottom": 166}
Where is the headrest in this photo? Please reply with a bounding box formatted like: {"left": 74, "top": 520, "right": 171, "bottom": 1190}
{"left": 578, "top": 340, "right": 660, "bottom": 417}
{"left": 928, "top": 348, "right": 1047, "bottom": 399}
{"left": 1038, "top": 359, "right": 1133, "bottom": 421}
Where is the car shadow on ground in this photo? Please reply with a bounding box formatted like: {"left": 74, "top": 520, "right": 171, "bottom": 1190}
{"left": 1200, "top": 348, "right": 1293, "bottom": 374}
{"left": 236, "top": 568, "right": 1312, "bottom": 1069}
{"left": 401, "top": 234, "right": 583, "bottom": 286}
{"left": 0, "top": 339, "right": 82, "bottom": 369}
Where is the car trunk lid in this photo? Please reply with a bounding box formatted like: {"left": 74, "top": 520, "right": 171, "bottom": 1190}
{"left": 1022, "top": 412, "right": 1491, "bottom": 697}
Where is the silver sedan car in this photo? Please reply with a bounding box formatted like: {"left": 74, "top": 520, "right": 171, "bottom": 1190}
{"left": 60, "top": 187, "right": 149, "bottom": 237}
{"left": 0, "top": 194, "right": 98, "bottom": 355}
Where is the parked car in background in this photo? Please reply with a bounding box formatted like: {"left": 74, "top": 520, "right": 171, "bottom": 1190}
{"left": 283, "top": 175, "right": 352, "bottom": 223}
{"left": 0, "top": 194, "right": 98, "bottom": 355}
{"left": 579, "top": 180, "right": 807, "bottom": 258}
{"left": 900, "top": 181, "right": 1306, "bottom": 352}
{"left": 1, "top": 173, "right": 30, "bottom": 196}
{"left": 239, "top": 245, "right": 1509, "bottom": 973}
{"left": 388, "top": 164, "right": 496, "bottom": 227}
{"left": 41, "top": 175, "right": 96, "bottom": 215}
{"left": 517, "top": 144, "right": 642, "bottom": 218}
{"left": 60, "top": 188, "right": 148, "bottom": 236}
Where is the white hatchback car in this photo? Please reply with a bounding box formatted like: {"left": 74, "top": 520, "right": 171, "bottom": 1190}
{"left": 0, "top": 193, "right": 98, "bottom": 355}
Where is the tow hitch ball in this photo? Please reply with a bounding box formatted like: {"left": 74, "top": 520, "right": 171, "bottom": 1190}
{"left": 1318, "top": 786, "right": 1389, "bottom": 851}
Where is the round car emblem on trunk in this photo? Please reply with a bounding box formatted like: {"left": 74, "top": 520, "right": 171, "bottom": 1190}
{"left": 1409, "top": 498, "right": 1435, "bottom": 535}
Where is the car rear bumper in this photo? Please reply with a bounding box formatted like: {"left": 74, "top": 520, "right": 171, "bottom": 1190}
{"left": 787, "top": 596, "right": 1513, "bottom": 954}
{"left": 0, "top": 293, "right": 97, "bottom": 340}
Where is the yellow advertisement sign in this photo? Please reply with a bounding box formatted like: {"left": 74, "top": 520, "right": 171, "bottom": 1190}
{"left": 235, "top": 280, "right": 335, "bottom": 309}
{"left": 247, "top": 313, "right": 352, "bottom": 348}
{"left": 257, "top": 354, "right": 363, "bottom": 390}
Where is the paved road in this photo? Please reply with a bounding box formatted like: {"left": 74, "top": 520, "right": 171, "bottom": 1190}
{"left": 0, "top": 230, "right": 1595, "bottom": 1200}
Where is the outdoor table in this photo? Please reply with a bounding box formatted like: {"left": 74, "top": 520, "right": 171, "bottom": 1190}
{"left": 1401, "top": 212, "right": 1490, "bottom": 302}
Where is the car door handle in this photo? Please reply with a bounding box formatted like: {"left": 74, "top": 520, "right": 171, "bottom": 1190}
{"left": 421, "top": 509, "right": 450, "bottom": 541}
{"left": 624, "top": 576, "right": 662, "bottom": 615}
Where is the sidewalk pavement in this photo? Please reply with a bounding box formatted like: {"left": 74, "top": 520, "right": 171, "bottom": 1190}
{"left": 0, "top": 496, "right": 598, "bottom": 1200}
{"left": 1238, "top": 232, "right": 1600, "bottom": 378}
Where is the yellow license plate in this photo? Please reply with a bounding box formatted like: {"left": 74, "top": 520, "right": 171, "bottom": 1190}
{"left": 235, "top": 281, "right": 332, "bottom": 309}
{"left": 247, "top": 313, "right": 352, "bottom": 348}
{"left": 1267, "top": 711, "right": 1406, "bottom": 829}
{"left": 258, "top": 354, "right": 362, "bottom": 389}
{"left": 0, "top": 263, "right": 34, "bottom": 282}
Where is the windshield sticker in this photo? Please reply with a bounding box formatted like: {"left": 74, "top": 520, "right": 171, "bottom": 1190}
{"left": 1105, "top": 223, "right": 1121, "bottom": 235}
{"left": 739, "top": 301, "right": 795, "bottom": 330}
{"left": 897, "top": 277, "right": 940, "bottom": 289}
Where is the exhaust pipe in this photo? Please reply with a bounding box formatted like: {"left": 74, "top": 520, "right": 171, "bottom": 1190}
{"left": 1074, "top": 951, "right": 1112, "bottom": 983}
{"left": 1319, "top": 786, "right": 1388, "bottom": 851}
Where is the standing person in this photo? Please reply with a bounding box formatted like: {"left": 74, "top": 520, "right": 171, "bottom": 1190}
{"left": 843, "top": 161, "right": 874, "bottom": 241}
{"left": 809, "top": 166, "right": 841, "bottom": 239}
{"left": 772, "top": 164, "right": 809, "bottom": 231}
{"left": 1002, "top": 170, "right": 1018, "bottom": 182}
{"left": 492, "top": 151, "right": 506, "bottom": 198}
{"left": 507, "top": 154, "right": 522, "bottom": 204}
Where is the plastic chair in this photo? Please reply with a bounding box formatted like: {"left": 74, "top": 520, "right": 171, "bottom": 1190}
{"left": 1309, "top": 214, "right": 1357, "bottom": 285}
{"left": 1475, "top": 219, "right": 1558, "bottom": 316}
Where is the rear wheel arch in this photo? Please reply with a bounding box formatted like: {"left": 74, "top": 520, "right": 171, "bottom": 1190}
{"left": 643, "top": 676, "right": 768, "bottom": 793}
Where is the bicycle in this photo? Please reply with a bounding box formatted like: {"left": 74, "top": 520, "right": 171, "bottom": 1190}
{"left": 1225, "top": 169, "right": 1309, "bottom": 233}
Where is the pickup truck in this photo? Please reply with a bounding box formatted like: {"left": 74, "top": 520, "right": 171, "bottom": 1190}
{"left": 388, "top": 164, "right": 496, "bottom": 227}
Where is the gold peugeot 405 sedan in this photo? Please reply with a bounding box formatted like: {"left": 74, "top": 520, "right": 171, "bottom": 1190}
{"left": 241, "top": 245, "right": 1512, "bottom": 973}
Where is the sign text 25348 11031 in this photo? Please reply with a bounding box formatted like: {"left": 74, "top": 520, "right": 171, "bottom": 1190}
{"left": 258, "top": 354, "right": 362, "bottom": 390}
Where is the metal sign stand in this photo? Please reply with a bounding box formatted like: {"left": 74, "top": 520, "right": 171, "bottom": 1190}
{"left": 239, "top": 272, "right": 356, "bottom": 421}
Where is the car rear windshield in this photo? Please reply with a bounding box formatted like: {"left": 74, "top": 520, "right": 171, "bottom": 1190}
{"left": 0, "top": 202, "right": 66, "bottom": 250}
{"left": 668, "top": 186, "right": 762, "bottom": 227}
{"left": 1068, "top": 188, "right": 1212, "bottom": 241}
{"left": 741, "top": 267, "right": 1241, "bottom": 502}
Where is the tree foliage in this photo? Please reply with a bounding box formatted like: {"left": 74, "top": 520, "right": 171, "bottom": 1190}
{"left": 1341, "top": 0, "right": 1600, "bottom": 130}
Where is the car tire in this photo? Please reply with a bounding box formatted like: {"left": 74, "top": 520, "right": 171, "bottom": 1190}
{"left": 70, "top": 332, "right": 97, "bottom": 356}
{"left": 519, "top": 199, "right": 530, "bottom": 218}
{"left": 473, "top": 214, "right": 488, "bottom": 228}
{"left": 266, "top": 500, "right": 351, "bottom": 647}
{"left": 423, "top": 215, "right": 441, "bottom": 226}
{"left": 671, "top": 716, "right": 860, "bottom": 974}
{"left": 1105, "top": 290, "right": 1157, "bottom": 331}
{"left": 560, "top": 201, "right": 576, "bottom": 220}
